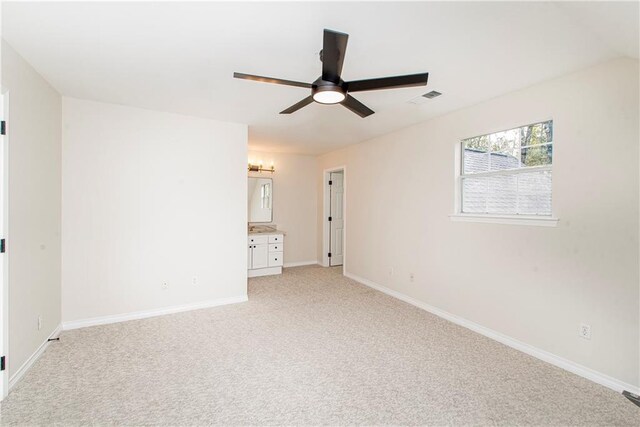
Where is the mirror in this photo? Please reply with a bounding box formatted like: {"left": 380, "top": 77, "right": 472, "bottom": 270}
{"left": 248, "top": 177, "right": 273, "bottom": 223}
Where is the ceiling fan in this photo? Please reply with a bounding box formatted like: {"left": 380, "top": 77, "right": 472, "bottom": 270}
{"left": 234, "top": 29, "right": 429, "bottom": 118}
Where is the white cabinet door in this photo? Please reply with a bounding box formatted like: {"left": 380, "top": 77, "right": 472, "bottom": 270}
{"left": 252, "top": 244, "right": 269, "bottom": 269}
{"left": 248, "top": 245, "right": 253, "bottom": 268}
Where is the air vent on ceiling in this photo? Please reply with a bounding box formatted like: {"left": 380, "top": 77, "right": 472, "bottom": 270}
{"left": 422, "top": 90, "right": 442, "bottom": 99}
{"left": 408, "top": 90, "right": 442, "bottom": 105}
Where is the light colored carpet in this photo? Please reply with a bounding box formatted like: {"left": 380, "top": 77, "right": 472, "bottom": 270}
{"left": 1, "top": 265, "right": 638, "bottom": 426}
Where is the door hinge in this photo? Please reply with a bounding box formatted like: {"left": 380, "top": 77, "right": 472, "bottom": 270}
{"left": 328, "top": 216, "right": 332, "bottom": 221}
{"left": 0, "top": 121, "right": 5, "bottom": 136}
{"left": 1, "top": 356, "right": 5, "bottom": 371}
{"left": 0, "top": 239, "right": 5, "bottom": 254}
{"left": 328, "top": 252, "right": 332, "bottom": 258}
{"left": 328, "top": 180, "right": 332, "bottom": 185}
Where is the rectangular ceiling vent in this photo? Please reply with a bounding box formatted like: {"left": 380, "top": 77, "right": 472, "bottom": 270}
{"left": 408, "top": 90, "right": 442, "bottom": 105}
{"left": 422, "top": 90, "right": 442, "bottom": 99}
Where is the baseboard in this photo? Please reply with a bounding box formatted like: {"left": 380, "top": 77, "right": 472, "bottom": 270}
{"left": 248, "top": 267, "right": 282, "bottom": 278}
{"left": 62, "top": 295, "right": 248, "bottom": 331}
{"left": 345, "top": 272, "right": 640, "bottom": 395}
{"left": 9, "top": 324, "right": 62, "bottom": 391}
{"left": 283, "top": 261, "right": 318, "bottom": 268}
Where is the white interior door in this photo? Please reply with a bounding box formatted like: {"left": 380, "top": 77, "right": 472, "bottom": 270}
{"left": 329, "top": 171, "right": 344, "bottom": 266}
{"left": 0, "top": 94, "right": 6, "bottom": 400}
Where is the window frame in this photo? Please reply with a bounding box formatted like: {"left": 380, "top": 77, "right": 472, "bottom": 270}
{"left": 451, "top": 120, "right": 558, "bottom": 227}
{"left": 260, "top": 182, "right": 272, "bottom": 209}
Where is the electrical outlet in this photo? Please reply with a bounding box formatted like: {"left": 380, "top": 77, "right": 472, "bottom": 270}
{"left": 579, "top": 323, "right": 591, "bottom": 340}
{"left": 389, "top": 267, "right": 394, "bottom": 276}
{"left": 162, "top": 282, "right": 168, "bottom": 291}
{"left": 409, "top": 272, "right": 415, "bottom": 282}
{"left": 37, "top": 315, "right": 42, "bottom": 331}
{"left": 192, "top": 276, "right": 198, "bottom": 285}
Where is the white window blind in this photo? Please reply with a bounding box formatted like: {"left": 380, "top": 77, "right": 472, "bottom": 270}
{"left": 460, "top": 121, "right": 553, "bottom": 216}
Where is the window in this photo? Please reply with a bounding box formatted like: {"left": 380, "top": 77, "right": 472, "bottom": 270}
{"left": 260, "top": 183, "right": 271, "bottom": 209}
{"left": 459, "top": 120, "right": 553, "bottom": 217}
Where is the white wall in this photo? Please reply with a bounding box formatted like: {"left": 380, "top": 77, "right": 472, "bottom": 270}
{"left": 1, "top": 41, "right": 62, "bottom": 377}
{"left": 62, "top": 98, "right": 247, "bottom": 323}
{"left": 249, "top": 150, "right": 317, "bottom": 265}
{"left": 318, "top": 58, "right": 640, "bottom": 388}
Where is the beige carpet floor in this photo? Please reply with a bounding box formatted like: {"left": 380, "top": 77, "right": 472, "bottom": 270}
{"left": 1, "top": 265, "right": 638, "bottom": 426}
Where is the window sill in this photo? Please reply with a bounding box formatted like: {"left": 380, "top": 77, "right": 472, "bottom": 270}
{"left": 449, "top": 214, "right": 559, "bottom": 227}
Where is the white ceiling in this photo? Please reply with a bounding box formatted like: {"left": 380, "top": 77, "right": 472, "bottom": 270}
{"left": 2, "top": 1, "right": 638, "bottom": 154}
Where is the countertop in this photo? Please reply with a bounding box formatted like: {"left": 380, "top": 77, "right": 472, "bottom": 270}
{"left": 248, "top": 227, "right": 285, "bottom": 236}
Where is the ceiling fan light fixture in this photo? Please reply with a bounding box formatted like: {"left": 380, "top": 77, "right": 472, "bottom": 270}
{"left": 234, "top": 29, "right": 429, "bottom": 117}
{"left": 312, "top": 88, "right": 346, "bottom": 104}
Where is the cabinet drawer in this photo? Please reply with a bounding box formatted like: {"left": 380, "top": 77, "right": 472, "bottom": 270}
{"left": 268, "top": 252, "right": 283, "bottom": 267}
{"left": 248, "top": 235, "right": 268, "bottom": 245}
{"left": 268, "top": 234, "right": 283, "bottom": 243}
{"left": 268, "top": 243, "right": 283, "bottom": 252}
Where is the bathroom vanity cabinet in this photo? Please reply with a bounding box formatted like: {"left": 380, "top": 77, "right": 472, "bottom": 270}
{"left": 248, "top": 233, "right": 284, "bottom": 277}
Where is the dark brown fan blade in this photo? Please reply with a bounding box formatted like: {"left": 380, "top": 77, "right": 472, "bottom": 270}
{"left": 234, "top": 72, "right": 312, "bottom": 89}
{"left": 322, "top": 29, "right": 349, "bottom": 84}
{"left": 347, "top": 73, "right": 429, "bottom": 92}
{"left": 341, "top": 95, "right": 374, "bottom": 118}
{"left": 280, "top": 96, "right": 314, "bottom": 114}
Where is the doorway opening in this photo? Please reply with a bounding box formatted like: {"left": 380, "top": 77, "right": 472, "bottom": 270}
{"left": 322, "top": 166, "right": 345, "bottom": 271}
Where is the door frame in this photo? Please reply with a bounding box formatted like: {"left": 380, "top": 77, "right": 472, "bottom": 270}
{"left": 322, "top": 165, "right": 346, "bottom": 272}
{"left": 1, "top": 90, "right": 9, "bottom": 400}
